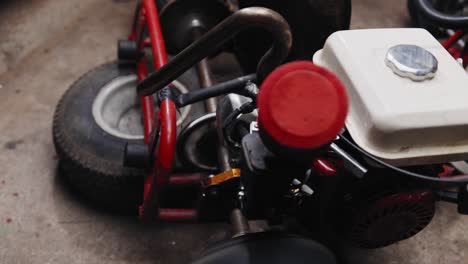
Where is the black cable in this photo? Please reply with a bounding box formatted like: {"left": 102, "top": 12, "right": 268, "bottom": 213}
{"left": 338, "top": 134, "right": 468, "bottom": 185}
{"left": 222, "top": 102, "right": 257, "bottom": 148}
{"left": 414, "top": 0, "right": 468, "bottom": 28}
{"left": 176, "top": 74, "right": 257, "bottom": 107}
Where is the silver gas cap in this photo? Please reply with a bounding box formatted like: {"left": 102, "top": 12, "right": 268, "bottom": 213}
{"left": 385, "top": 44, "right": 438, "bottom": 81}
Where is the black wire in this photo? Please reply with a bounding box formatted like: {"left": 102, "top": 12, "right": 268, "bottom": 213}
{"left": 338, "top": 134, "right": 468, "bottom": 186}
{"left": 415, "top": 0, "right": 468, "bottom": 28}
{"left": 222, "top": 102, "right": 257, "bottom": 148}
{"left": 176, "top": 74, "right": 257, "bottom": 107}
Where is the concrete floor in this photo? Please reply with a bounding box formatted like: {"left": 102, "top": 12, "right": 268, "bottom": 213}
{"left": 0, "top": 0, "right": 467, "bottom": 263}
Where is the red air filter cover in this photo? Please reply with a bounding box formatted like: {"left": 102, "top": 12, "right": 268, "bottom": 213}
{"left": 258, "top": 61, "right": 348, "bottom": 150}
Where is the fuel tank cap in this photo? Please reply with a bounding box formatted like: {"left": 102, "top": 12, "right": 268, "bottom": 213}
{"left": 385, "top": 44, "right": 438, "bottom": 81}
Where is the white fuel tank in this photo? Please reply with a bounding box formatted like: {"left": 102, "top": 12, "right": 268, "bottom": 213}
{"left": 313, "top": 28, "right": 468, "bottom": 166}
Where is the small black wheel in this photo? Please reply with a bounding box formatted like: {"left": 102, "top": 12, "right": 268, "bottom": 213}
{"left": 408, "top": 0, "right": 442, "bottom": 36}
{"left": 53, "top": 62, "right": 193, "bottom": 213}
{"left": 192, "top": 233, "right": 337, "bottom": 264}
{"left": 407, "top": 0, "right": 466, "bottom": 36}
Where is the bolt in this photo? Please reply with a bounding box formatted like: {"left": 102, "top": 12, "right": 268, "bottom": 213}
{"left": 300, "top": 185, "right": 314, "bottom": 196}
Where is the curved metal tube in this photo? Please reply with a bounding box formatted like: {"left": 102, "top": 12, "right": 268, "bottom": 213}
{"left": 137, "top": 7, "right": 292, "bottom": 96}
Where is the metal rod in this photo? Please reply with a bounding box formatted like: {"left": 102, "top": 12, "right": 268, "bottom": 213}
{"left": 192, "top": 28, "right": 218, "bottom": 113}
{"left": 230, "top": 208, "right": 250, "bottom": 237}
{"left": 217, "top": 139, "right": 232, "bottom": 171}
{"left": 141, "top": 99, "right": 177, "bottom": 221}
{"left": 137, "top": 7, "right": 292, "bottom": 96}
{"left": 330, "top": 143, "right": 368, "bottom": 178}
{"left": 143, "top": 0, "right": 169, "bottom": 69}
{"left": 137, "top": 61, "right": 155, "bottom": 144}
{"left": 447, "top": 29, "right": 466, "bottom": 49}
{"left": 443, "top": 29, "right": 465, "bottom": 49}
{"left": 190, "top": 26, "right": 233, "bottom": 172}
{"left": 196, "top": 59, "right": 218, "bottom": 112}
{"left": 168, "top": 173, "right": 205, "bottom": 185}
{"left": 138, "top": 0, "right": 176, "bottom": 222}
{"left": 158, "top": 208, "right": 198, "bottom": 222}
{"left": 129, "top": 1, "right": 143, "bottom": 41}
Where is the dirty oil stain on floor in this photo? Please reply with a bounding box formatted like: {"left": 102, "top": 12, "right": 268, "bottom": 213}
{"left": 4, "top": 139, "right": 24, "bottom": 150}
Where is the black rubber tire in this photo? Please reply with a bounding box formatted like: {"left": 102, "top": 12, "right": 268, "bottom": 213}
{"left": 408, "top": 0, "right": 443, "bottom": 36}
{"left": 53, "top": 62, "right": 144, "bottom": 213}
{"left": 407, "top": 0, "right": 465, "bottom": 36}
{"left": 192, "top": 232, "right": 337, "bottom": 264}
{"left": 54, "top": 61, "right": 202, "bottom": 213}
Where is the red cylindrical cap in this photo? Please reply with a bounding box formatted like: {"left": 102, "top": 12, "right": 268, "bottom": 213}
{"left": 258, "top": 61, "right": 348, "bottom": 150}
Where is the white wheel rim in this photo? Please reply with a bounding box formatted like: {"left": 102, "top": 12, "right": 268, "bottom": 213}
{"left": 92, "top": 75, "right": 191, "bottom": 140}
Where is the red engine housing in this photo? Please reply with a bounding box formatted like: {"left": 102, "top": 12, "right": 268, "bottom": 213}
{"left": 343, "top": 185, "right": 435, "bottom": 248}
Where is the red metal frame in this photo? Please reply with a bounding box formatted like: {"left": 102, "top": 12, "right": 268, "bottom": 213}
{"left": 442, "top": 30, "right": 464, "bottom": 49}
{"left": 127, "top": 0, "right": 351, "bottom": 221}
{"left": 130, "top": 0, "right": 197, "bottom": 222}
{"left": 140, "top": 99, "right": 178, "bottom": 221}
{"left": 442, "top": 30, "right": 468, "bottom": 68}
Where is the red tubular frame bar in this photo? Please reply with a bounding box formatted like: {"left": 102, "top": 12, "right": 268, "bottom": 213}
{"left": 130, "top": 0, "right": 198, "bottom": 222}
{"left": 441, "top": 30, "right": 468, "bottom": 67}
{"left": 442, "top": 29, "right": 464, "bottom": 49}
{"left": 141, "top": 99, "right": 179, "bottom": 221}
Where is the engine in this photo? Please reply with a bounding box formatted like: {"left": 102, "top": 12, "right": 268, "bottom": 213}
{"left": 308, "top": 28, "right": 468, "bottom": 248}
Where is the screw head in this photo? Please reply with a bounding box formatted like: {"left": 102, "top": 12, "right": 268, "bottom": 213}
{"left": 385, "top": 44, "right": 438, "bottom": 81}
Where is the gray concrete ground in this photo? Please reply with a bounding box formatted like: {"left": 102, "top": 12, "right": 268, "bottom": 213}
{"left": 0, "top": 0, "right": 467, "bottom": 263}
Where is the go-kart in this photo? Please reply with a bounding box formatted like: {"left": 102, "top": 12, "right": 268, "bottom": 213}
{"left": 53, "top": 0, "right": 468, "bottom": 263}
